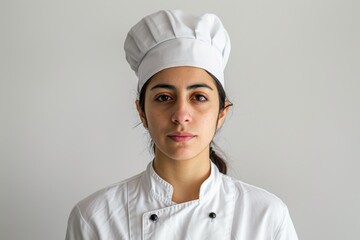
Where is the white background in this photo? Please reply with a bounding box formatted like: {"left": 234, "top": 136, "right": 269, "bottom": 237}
{"left": 1, "top": 0, "right": 359, "bottom": 239}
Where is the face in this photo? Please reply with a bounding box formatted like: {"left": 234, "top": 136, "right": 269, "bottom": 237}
{"left": 136, "top": 66, "right": 229, "bottom": 162}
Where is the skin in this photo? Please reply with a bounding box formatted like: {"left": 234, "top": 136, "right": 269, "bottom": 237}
{"left": 136, "top": 66, "right": 229, "bottom": 203}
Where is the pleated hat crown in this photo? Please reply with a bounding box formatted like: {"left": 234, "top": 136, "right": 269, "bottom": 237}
{"left": 124, "top": 10, "right": 231, "bottom": 91}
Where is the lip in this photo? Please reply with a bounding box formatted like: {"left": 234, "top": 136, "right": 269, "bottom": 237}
{"left": 167, "top": 131, "right": 195, "bottom": 142}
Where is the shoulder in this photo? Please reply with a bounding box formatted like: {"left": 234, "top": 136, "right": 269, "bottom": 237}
{"left": 66, "top": 173, "right": 144, "bottom": 239}
{"left": 232, "top": 179, "right": 298, "bottom": 239}
{"left": 221, "top": 174, "right": 286, "bottom": 207}
{"left": 70, "top": 172, "right": 143, "bottom": 224}
{"left": 219, "top": 174, "right": 298, "bottom": 239}
{"left": 66, "top": 172, "right": 146, "bottom": 239}
{"left": 220, "top": 174, "right": 289, "bottom": 222}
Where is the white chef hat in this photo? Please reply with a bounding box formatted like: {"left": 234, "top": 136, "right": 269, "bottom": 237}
{"left": 124, "top": 10, "right": 231, "bottom": 92}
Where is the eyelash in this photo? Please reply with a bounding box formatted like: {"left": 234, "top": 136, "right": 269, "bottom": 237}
{"left": 155, "top": 95, "right": 173, "bottom": 102}
{"left": 193, "top": 94, "right": 207, "bottom": 102}
{"left": 154, "top": 94, "right": 208, "bottom": 103}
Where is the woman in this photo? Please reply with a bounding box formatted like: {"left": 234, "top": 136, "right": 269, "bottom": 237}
{"left": 66, "top": 10, "right": 298, "bottom": 239}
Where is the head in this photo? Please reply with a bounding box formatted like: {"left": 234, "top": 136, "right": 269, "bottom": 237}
{"left": 136, "top": 66, "right": 232, "bottom": 173}
{"left": 124, "top": 10, "right": 232, "bottom": 173}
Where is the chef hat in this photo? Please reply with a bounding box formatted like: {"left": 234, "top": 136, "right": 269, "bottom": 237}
{"left": 124, "top": 10, "right": 231, "bottom": 92}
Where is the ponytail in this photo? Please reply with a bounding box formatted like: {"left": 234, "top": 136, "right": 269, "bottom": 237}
{"left": 208, "top": 75, "right": 232, "bottom": 175}
{"left": 210, "top": 146, "right": 227, "bottom": 174}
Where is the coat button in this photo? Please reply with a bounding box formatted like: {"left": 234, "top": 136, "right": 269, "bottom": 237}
{"left": 150, "top": 214, "right": 159, "bottom": 222}
{"left": 209, "top": 212, "right": 216, "bottom": 219}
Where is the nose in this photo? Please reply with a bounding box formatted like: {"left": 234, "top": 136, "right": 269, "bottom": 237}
{"left": 171, "top": 99, "right": 192, "bottom": 125}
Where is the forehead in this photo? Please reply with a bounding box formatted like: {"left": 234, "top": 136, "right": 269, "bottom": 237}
{"left": 146, "top": 66, "right": 216, "bottom": 89}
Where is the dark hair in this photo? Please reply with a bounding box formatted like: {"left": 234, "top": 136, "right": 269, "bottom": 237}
{"left": 138, "top": 73, "right": 232, "bottom": 174}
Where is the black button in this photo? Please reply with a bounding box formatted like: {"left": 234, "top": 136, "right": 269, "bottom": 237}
{"left": 150, "top": 214, "right": 159, "bottom": 222}
{"left": 209, "top": 212, "right": 216, "bottom": 219}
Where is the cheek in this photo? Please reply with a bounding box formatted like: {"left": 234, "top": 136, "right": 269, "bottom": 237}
{"left": 145, "top": 108, "right": 166, "bottom": 128}
{"left": 197, "top": 110, "right": 220, "bottom": 128}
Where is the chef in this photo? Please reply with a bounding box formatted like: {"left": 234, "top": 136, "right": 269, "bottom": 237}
{"left": 66, "top": 9, "right": 298, "bottom": 240}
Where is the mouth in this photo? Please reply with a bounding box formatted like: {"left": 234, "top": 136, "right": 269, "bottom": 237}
{"left": 167, "top": 131, "right": 195, "bottom": 142}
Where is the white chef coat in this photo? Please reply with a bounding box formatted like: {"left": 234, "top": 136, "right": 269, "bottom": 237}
{"left": 66, "top": 161, "right": 298, "bottom": 240}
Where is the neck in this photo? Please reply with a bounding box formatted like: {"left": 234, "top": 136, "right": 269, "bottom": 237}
{"left": 153, "top": 148, "right": 211, "bottom": 203}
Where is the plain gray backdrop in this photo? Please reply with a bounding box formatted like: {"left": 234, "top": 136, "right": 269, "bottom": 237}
{"left": 1, "top": 0, "right": 359, "bottom": 239}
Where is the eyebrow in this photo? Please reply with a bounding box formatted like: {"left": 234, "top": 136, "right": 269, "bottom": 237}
{"left": 150, "top": 83, "right": 213, "bottom": 91}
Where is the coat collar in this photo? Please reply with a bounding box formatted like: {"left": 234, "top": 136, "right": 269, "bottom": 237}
{"left": 141, "top": 160, "right": 222, "bottom": 206}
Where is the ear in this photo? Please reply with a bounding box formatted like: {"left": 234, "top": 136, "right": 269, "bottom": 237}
{"left": 216, "top": 100, "right": 231, "bottom": 129}
{"left": 135, "top": 100, "right": 148, "bottom": 128}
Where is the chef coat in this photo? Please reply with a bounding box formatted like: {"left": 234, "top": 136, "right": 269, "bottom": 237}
{"left": 66, "top": 161, "right": 298, "bottom": 240}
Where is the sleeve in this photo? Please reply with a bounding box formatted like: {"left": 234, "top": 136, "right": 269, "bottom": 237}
{"left": 274, "top": 205, "right": 299, "bottom": 240}
{"left": 65, "top": 205, "right": 98, "bottom": 240}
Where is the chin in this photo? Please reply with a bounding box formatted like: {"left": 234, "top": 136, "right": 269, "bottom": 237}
{"left": 163, "top": 146, "right": 209, "bottom": 161}
{"left": 165, "top": 151, "right": 197, "bottom": 161}
{"left": 154, "top": 140, "right": 209, "bottom": 161}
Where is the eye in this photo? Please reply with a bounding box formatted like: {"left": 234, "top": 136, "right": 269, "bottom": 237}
{"left": 193, "top": 94, "right": 208, "bottom": 102}
{"left": 155, "top": 94, "right": 173, "bottom": 102}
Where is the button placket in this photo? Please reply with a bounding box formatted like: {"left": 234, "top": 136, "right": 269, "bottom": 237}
{"left": 143, "top": 211, "right": 161, "bottom": 240}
